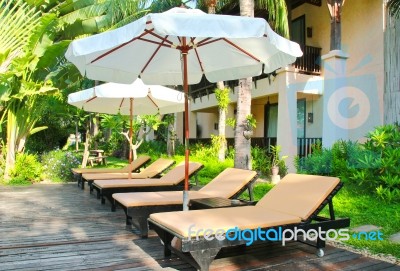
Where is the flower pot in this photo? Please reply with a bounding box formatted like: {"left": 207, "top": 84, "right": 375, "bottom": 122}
{"left": 243, "top": 130, "right": 253, "bottom": 140}
{"left": 271, "top": 165, "right": 279, "bottom": 176}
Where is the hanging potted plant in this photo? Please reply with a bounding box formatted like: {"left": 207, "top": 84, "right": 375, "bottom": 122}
{"left": 270, "top": 145, "right": 288, "bottom": 176}
{"left": 242, "top": 114, "right": 256, "bottom": 140}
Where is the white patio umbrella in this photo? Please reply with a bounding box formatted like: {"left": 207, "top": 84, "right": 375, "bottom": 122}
{"left": 65, "top": 7, "right": 303, "bottom": 210}
{"left": 68, "top": 78, "right": 185, "bottom": 177}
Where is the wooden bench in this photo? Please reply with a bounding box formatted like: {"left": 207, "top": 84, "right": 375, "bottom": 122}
{"left": 87, "top": 156, "right": 108, "bottom": 166}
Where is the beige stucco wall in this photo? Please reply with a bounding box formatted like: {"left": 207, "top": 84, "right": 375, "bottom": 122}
{"left": 341, "top": 0, "right": 384, "bottom": 128}
{"left": 175, "top": 0, "right": 384, "bottom": 144}
{"left": 292, "top": 2, "right": 331, "bottom": 55}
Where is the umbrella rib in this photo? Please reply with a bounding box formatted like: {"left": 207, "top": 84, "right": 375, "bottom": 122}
{"left": 193, "top": 48, "right": 205, "bottom": 74}
{"left": 222, "top": 38, "right": 261, "bottom": 62}
{"left": 85, "top": 96, "right": 97, "bottom": 103}
{"left": 90, "top": 29, "right": 153, "bottom": 64}
{"left": 141, "top": 35, "right": 170, "bottom": 74}
{"left": 147, "top": 93, "right": 159, "bottom": 109}
{"left": 119, "top": 98, "right": 124, "bottom": 110}
{"left": 196, "top": 37, "right": 215, "bottom": 47}
{"left": 146, "top": 29, "right": 174, "bottom": 46}
{"left": 196, "top": 37, "right": 262, "bottom": 63}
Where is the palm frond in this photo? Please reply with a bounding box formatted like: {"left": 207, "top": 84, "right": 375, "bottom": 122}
{"left": 256, "top": 0, "right": 289, "bottom": 37}
{"left": 388, "top": 0, "right": 400, "bottom": 18}
{"left": 0, "top": 0, "right": 41, "bottom": 57}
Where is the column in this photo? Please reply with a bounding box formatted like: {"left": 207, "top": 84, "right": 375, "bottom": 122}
{"left": 321, "top": 50, "right": 349, "bottom": 148}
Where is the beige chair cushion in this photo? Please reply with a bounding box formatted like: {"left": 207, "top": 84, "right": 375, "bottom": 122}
{"left": 94, "top": 162, "right": 202, "bottom": 188}
{"left": 94, "top": 178, "right": 177, "bottom": 188}
{"left": 113, "top": 191, "right": 212, "bottom": 207}
{"left": 72, "top": 155, "right": 150, "bottom": 174}
{"left": 82, "top": 158, "right": 174, "bottom": 180}
{"left": 159, "top": 162, "right": 203, "bottom": 185}
{"left": 198, "top": 168, "right": 257, "bottom": 198}
{"left": 112, "top": 168, "right": 257, "bottom": 207}
{"left": 256, "top": 173, "right": 340, "bottom": 221}
{"left": 149, "top": 206, "right": 300, "bottom": 238}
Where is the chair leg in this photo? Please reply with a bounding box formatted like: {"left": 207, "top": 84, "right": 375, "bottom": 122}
{"left": 137, "top": 217, "right": 149, "bottom": 238}
{"left": 190, "top": 248, "right": 220, "bottom": 271}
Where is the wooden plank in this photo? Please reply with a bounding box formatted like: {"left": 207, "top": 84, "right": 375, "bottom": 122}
{"left": 0, "top": 183, "right": 398, "bottom": 271}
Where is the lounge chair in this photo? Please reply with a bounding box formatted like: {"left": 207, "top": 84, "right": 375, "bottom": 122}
{"left": 72, "top": 155, "right": 151, "bottom": 189}
{"left": 81, "top": 158, "right": 175, "bottom": 192}
{"left": 148, "top": 173, "right": 350, "bottom": 271}
{"left": 113, "top": 168, "right": 258, "bottom": 238}
{"left": 93, "top": 162, "right": 205, "bottom": 211}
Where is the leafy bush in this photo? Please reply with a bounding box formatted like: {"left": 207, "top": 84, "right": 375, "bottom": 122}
{"left": 41, "top": 150, "right": 81, "bottom": 182}
{"left": 139, "top": 140, "right": 168, "bottom": 157}
{"left": 296, "top": 140, "right": 362, "bottom": 179}
{"left": 251, "top": 146, "right": 271, "bottom": 177}
{"left": 296, "top": 125, "right": 400, "bottom": 203}
{"left": 350, "top": 125, "right": 400, "bottom": 202}
{"left": 10, "top": 153, "right": 42, "bottom": 184}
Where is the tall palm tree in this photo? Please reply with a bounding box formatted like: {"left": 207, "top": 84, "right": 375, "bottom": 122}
{"left": 197, "top": 0, "right": 289, "bottom": 169}
{"left": 384, "top": 0, "right": 400, "bottom": 124}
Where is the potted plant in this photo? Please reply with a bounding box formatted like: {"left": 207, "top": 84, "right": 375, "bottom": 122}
{"left": 270, "top": 145, "right": 288, "bottom": 176}
{"left": 242, "top": 114, "right": 257, "bottom": 140}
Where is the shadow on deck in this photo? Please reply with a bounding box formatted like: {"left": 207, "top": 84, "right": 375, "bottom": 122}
{"left": 0, "top": 183, "right": 398, "bottom": 271}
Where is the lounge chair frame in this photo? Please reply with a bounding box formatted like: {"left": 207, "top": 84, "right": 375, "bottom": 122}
{"left": 148, "top": 182, "right": 350, "bottom": 271}
{"left": 94, "top": 163, "right": 204, "bottom": 212}
{"left": 118, "top": 173, "right": 258, "bottom": 238}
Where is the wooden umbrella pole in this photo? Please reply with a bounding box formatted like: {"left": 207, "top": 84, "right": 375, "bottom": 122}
{"left": 182, "top": 37, "right": 190, "bottom": 211}
{"left": 128, "top": 98, "right": 133, "bottom": 179}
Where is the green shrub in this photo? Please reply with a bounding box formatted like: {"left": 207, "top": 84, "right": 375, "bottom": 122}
{"left": 138, "top": 140, "right": 168, "bottom": 157}
{"left": 251, "top": 146, "right": 271, "bottom": 177}
{"left": 10, "top": 153, "right": 42, "bottom": 184}
{"left": 350, "top": 125, "right": 400, "bottom": 202}
{"left": 296, "top": 140, "right": 362, "bottom": 180}
{"left": 41, "top": 150, "right": 81, "bottom": 182}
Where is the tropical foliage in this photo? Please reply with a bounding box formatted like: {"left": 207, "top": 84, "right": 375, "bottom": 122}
{"left": 297, "top": 125, "right": 400, "bottom": 203}
{"left": 388, "top": 0, "right": 400, "bottom": 18}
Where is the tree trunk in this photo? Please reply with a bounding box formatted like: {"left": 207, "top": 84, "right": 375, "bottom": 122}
{"left": 91, "top": 114, "right": 99, "bottom": 149}
{"left": 167, "top": 119, "right": 176, "bottom": 157}
{"left": 384, "top": 3, "right": 400, "bottom": 124}
{"left": 327, "top": 0, "right": 345, "bottom": 50}
{"left": 217, "top": 82, "right": 227, "bottom": 161}
{"left": 75, "top": 120, "right": 79, "bottom": 151}
{"left": 4, "top": 110, "right": 17, "bottom": 180}
{"left": 81, "top": 121, "right": 91, "bottom": 168}
{"left": 234, "top": 77, "right": 253, "bottom": 170}
{"left": 218, "top": 106, "right": 227, "bottom": 161}
{"left": 234, "top": 0, "right": 254, "bottom": 170}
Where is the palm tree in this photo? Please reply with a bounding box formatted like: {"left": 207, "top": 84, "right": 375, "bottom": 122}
{"left": 196, "top": 0, "right": 289, "bottom": 169}
{"left": 385, "top": 0, "right": 400, "bottom": 125}
{"left": 235, "top": 0, "right": 288, "bottom": 169}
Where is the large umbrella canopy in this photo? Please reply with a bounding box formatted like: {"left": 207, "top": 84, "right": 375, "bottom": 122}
{"left": 68, "top": 78, "right": 185, "bottom": 115}
{"left": 65, "top": 7, "right": 303, "bottom": 210}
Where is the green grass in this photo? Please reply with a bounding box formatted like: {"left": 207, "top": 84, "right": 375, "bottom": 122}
{"left": 323, "top": 182, "right": 400, "bottom": 259}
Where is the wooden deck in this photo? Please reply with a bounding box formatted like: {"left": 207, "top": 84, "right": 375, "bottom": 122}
{"left": 0, "top": 183, "right": 399, "bottom": 271}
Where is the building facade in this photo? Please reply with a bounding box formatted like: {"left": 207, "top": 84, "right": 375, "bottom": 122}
{"left": 175, "top": 0, "right": 385, "bottom": 172}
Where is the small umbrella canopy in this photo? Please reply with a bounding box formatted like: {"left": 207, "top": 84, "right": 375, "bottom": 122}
{"left": 68, "top": 79, "right": 185, "bottom": 115}
{"left": 68, "top": 78, "right": 185, "bottom": 178}
{"left": 65, "top": 7, "right": 303, "bottom": 210}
